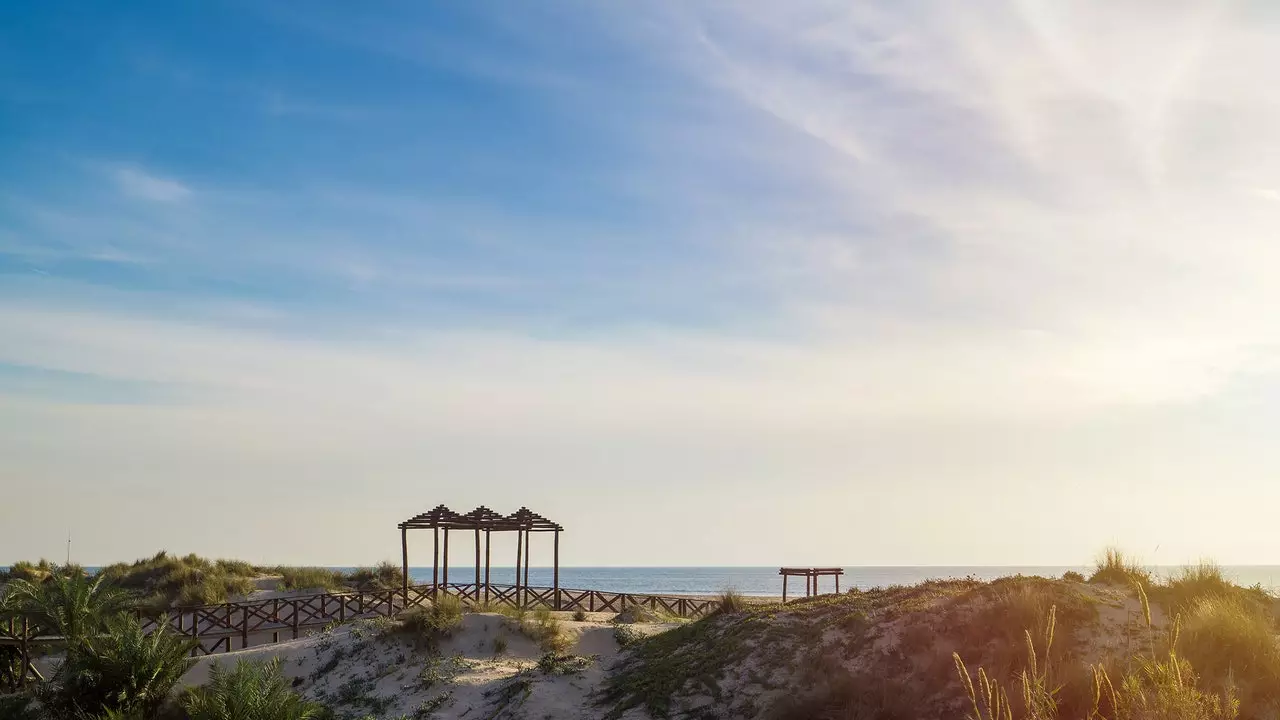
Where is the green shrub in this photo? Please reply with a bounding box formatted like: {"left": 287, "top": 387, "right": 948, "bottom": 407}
{"left": 183, "top": 658, "right": 324, "bottom": 720}
{"left": 520, "top": 608, "right": 571, "bottom": 653}
{"left": 1061, "top": 570, "right": 1085, "bottom": 583}
{"left": 39, "top": 614, "right": 195, "bottom": 719}
{"left": 613, "top": 624, "right": 646, "bottom": 648}
{"left": 399, "top": 595, "right": 464, "bottom": 645}
{"left": 537, "top": 652, "right": 591, "bottom": 675}
{"left": 344, "top": 562, "right": 403, "bottom": 591}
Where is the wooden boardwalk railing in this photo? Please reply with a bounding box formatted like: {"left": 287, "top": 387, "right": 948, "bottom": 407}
{"left": 1, "top": 583, "right": 720, "bottom": 663}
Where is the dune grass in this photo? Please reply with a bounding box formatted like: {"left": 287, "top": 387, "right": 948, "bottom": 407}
{"left": 716, "top": 588, "right": 748, "bottom": 614}
{"left": 98, "top": 551, "right": 260, "bottom": 609}
{"left": 344, "top": 561, "right": 404, "bottom": 591}
{"left": 1089, "top": 547, "right": 1153, "bottom": 587}
{"left": 274, "top": 567, "right": 345, "bottom": 592}
{"left": 398, "top": 594, "right": 465, "bottom": 647}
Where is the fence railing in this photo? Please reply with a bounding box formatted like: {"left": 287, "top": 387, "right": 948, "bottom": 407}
{"left": 1, "top": 582, "right": 719, "bottom": 666}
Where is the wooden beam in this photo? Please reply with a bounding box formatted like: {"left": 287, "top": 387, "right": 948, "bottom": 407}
{"left": 515, "top": 526, "right": 523, "bottom": 607}
{"left": 553, "top": 529, "right": 560, "bottom": 610}
{"left": 522, "top": 529, "right": 530, "bottom": 591}
{"left": 442, "top": 527, "right": 450, "bottom": 591}
{"left": 782, "top": 574, "right": 788, "bottom": 604}
{"left": 432, "top": 527, "right": 440, "bottom": 599}
{"left": 401, "top": 527, "right": 409, "bottom": 600}
{"left": 474, "top": 527, "right": 481, "bottom": 602}
{"left": 484, "top": 529, "right": 492, "bottom": 603}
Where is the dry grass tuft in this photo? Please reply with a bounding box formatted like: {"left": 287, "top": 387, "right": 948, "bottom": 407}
{"left": 1089, "top": 548, "right": 1152, "bottom": 587}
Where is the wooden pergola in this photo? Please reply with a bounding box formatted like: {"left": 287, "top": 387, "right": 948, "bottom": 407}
{"left": 398, "top": 505, "right": 564, "bottom": 607}
{"left": 779, "top": 567, "right": 844, "bottom": 602}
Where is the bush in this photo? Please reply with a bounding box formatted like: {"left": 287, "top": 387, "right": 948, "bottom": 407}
{"left": 97, "top": 552, "right": 264, "bottom": 608}
{"left": 1089, "top": 548, "right": 1152, "bottom": 587}
{"left": 344, "top": 562, "right": 404, "bottom": 591}
{"left": 2, "top": 560, "right": 54, "bottom": 584}
{"left": 39, "top": 614, "right": 195, "bottom": 719}
{"left": 399, "top": 595, "right": 464, "bottom": 645}
{"left": 572, "top": 609, "right": 588, "bottom": 622}
{"left": 1180, "top": 596, "right": 1280, "bottom": 696}
{"left": 277, "top": 568, "right": 344, "bottom": 592}
{"left": 182, "top": 658, "right": 325, "bottom": 720}
{"left": 1061, "top": 570, "right": 1085, "bottom": 583}
{"left": 716, "top": 589, "right": 747, "bottom": 614}
{"left": 520, "top": 608, "right": 571, "bottom": 653}
{"left": 613, "top": 624, "right": 646, "bottom": 648}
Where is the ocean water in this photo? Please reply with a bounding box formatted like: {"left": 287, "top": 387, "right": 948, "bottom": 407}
{"left": 14, "top": 565, "right": 1280, "bottom": 598}
{"left": 395, "top": 565, "right": 1280, "bottom": 597}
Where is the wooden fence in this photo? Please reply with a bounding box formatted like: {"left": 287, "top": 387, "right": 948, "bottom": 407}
{"left": 1, "top": 583, "right": 720, "bottom": 668}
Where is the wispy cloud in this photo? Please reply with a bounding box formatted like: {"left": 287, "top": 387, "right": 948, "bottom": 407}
{"left": 110, "top": 165, "right": 193, "bottom": 202}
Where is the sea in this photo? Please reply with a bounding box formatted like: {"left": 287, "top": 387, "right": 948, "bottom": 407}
{"left": 387, "top": 565, "right": 1280, "bottom": 597}
{"left": 13, "top": 565, "right": 1280, "bottom": 597}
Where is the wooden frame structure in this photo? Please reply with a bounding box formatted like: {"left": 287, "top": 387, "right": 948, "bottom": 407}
{"left": 398, "top": 505, "right": 564, "bottom": 608}
{"left": 779, "top": 567, "right": 844, "bottom": 602}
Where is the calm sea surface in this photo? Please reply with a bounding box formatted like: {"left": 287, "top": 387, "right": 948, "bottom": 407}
{"left": 388, "top": 565, "right": 1280, "bottom": 597}
{"left": 18, "top": 566, "right": 1280, "bottom": 597}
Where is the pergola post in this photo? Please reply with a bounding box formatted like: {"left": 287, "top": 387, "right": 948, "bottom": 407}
{"left": 432, "top": 527, "right": 440, "bottom": 599}
{"left": 522, "top": 529, "right": 530, "bottom": 590}
{"left": 474, "top": 528, "right": 481, "bottom": 602}
{"left": 442, "top": 528, "right": 450, "bottom": 596}
{"left": 401, "top": 527, "right": 409, "bottom": 602}
{"left": 514, "top": 528, "right": 523, "bottom": 608}
{"left": 484, "top": 529, "right": 492, "bottom": 603}
{"left": 553, "top": 529, "right": 560, "bottom": 610}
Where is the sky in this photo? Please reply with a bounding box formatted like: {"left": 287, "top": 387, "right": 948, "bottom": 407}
{"left": 4, "top": 1, "right": 1280, "bottom": 568}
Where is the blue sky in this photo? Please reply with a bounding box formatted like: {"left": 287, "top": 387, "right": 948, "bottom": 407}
{"left": 5, "top": 1, "right": 1280, "bottom": 567}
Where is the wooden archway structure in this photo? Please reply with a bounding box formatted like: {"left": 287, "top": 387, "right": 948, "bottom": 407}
{"left": 398, "top": 505, "right": 564, "bottom": 608}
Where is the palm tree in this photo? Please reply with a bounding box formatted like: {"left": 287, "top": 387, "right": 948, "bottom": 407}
{"left": 182, "top": 658, "right": 325, "bottom": 720}
{"left": 42, "top": 614, "right": 195, "bottom": 719}
{"left": 1, "top": 570, "right": 133, "bottom": 648}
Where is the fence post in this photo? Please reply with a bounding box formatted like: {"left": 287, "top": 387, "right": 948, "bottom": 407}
{"left": 291, "top": 599, "right": 300, "bottom": 640}
{"left": 241, "top": 606, "right": 249, "bottom": 650}
{"left": 191, "top": 611, "right": 201, "bottom": 657}
{"left": 18, "top": 617, "right": 29, "bottom": 690}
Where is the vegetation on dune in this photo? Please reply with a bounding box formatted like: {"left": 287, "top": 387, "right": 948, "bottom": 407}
{"left": 2, "top": 551, "right": 411, "bottom": 610}
{"left": 1089, "top": 547, "right": 1153, "bottom": 587}
{"left": 342, "top": 562, "right": 404, "bottom": 592}
{"left": 271, "top": 567, "right": 345, "bottom": 592}
{"left": 603, "top": 558, "right": 1280, "bottom": 720}
{"left": 715, "top": 588, "right": 747, "bottom": 614}
{"left": 38, "top": 614, "right": 195, "bottom": 720}
{"left": 97, "top": 552, "right": 260, "bottom": 609}
{"left": 182, "top": 658, "right": 325, "bottom": 720}
{"left": 397, "top": 595, "right": 465, "bottom": 647}
{"left": 2, "top": 571, "right": 134, "bottom": 644}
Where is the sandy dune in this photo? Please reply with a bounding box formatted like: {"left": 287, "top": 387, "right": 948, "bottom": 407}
{"left": 184, "top": 611, "right": 671, "bottom": 719}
